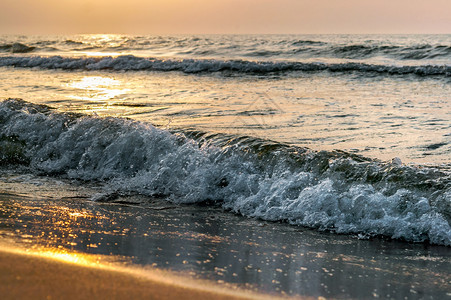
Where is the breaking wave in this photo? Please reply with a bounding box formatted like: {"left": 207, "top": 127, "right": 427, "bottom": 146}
{"left": 1, "top": 98, "right": 450, "bottom": 245}
{"left": 0, "top": 55, "right": 450, "bottom": 77}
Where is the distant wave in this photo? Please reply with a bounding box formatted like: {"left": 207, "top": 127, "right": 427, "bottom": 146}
{"left": 0, "top": 55, "right": 449, "bottom": 77}
{"left": 330, "top": 44, "right": 451, "bottom": 60}
{"left": 1, "top": 98, "right": 450, "bottom": 245}
{"left": 0, "top": 43, "right": 35, "bottom": 53}
{"left": 291, "top": 39, "right": 326, "bottom": 46}
{"left": 64, "top": 39, "right": 84, "bottom": 45}
{"left": 2, "top": 37, "right": 451, "bottom": 60}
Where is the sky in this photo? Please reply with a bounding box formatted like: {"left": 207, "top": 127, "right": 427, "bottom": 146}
{"left": 0, "top": 0, "right": 450, "bottom": 35}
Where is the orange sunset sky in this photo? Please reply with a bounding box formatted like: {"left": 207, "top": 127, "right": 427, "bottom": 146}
{"left": 1, "top": 0, "right": 450, "bottom": 34}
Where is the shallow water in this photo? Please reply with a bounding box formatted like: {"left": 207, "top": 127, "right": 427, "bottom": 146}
{"left": 0, "top": 174, "right": 450, "bottom": 299}
{"left": 1, "top": 34, "right": 450, "bottom": 164}
{"left": 1, "top": 67, "right": 450, "bottom": 164}
{"left": 0, "top": 35, "right": 450, "bottom": 248}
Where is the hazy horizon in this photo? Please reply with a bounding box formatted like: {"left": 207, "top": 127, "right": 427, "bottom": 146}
{"left": 1, "top": 0, "right": 450, "bottom": 35}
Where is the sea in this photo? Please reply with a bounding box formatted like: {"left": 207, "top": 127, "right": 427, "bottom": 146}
{"left": 0, "top": 34, "right": 450, "bottom": 298}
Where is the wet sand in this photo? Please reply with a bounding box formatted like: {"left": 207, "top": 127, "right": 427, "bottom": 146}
{"left": 0, "top": 245, "right": 271, "bottom": 300}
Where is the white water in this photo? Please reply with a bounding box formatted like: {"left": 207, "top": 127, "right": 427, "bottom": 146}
{"left": 1, "top": 34, "right": 450, "bottom": 245}
{"left": 1, "top": 99, "right": 450, "bottom": 245}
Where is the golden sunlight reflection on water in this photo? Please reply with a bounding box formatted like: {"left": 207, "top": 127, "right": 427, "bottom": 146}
{"left": 66, "top": 76, "right": 130, "bottom": 102}
{"left": 81, "top": 51, "right": 123, "bottom": 57}
{"left": 78, "top": 34, "right": 126, "bottom": 49}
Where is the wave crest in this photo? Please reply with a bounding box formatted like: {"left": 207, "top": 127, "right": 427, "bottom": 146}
{"left": 0, "top": 43, "right": 35, "bottom": 53}
{"left": 1, "top": 98, "right": 450, "bottom": 245}
{"left": 0, "top": 55, "right": 450, "bottom": 77}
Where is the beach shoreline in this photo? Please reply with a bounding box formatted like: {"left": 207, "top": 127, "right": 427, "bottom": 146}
{"left": 1, "top": 177, "right": 450, "bottom": 299}
{"left": 0, "top": 244, "right": 280, "bottom": 300}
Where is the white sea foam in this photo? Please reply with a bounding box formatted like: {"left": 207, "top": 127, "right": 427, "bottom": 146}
{"left": 1, "top": 99, "right": 450, "bottom": 245}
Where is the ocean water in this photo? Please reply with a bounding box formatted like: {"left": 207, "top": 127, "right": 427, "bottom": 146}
{"left": 0, "top": 34, "right": 450, "bottom": 248}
